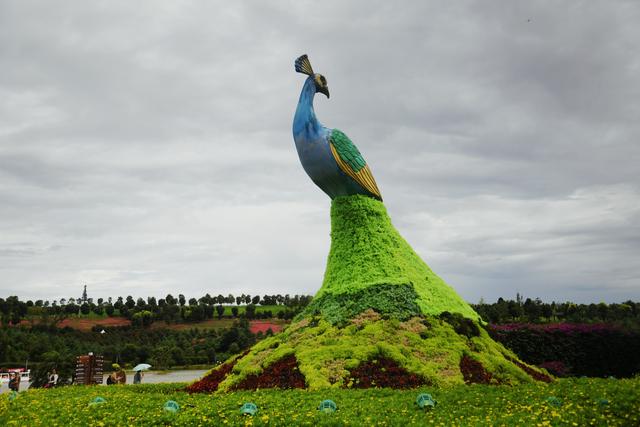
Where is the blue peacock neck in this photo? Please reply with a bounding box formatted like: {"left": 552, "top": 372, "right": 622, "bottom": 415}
{"left": 293, "top": 77, "right": 323, "bottom": 139}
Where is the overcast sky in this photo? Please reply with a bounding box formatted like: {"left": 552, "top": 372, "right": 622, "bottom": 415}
{"left": 1, "top": 1, "right": 639, "bottom": 304}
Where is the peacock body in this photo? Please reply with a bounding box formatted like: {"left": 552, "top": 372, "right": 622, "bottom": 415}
{"left": 292, "top": 55, "right": 382, "bottom": 201}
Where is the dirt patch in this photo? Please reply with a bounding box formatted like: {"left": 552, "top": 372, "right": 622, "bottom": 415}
{"left": 57, "top": 317, "right": 131, "bottom": 332}
{"left": 347, "top": 357, "right": 427, "bottom": 389}
{"left": 152, "top": 318, "right": 236, "bottom": 331}
{"left": 231, "top": 355, "right": 306, "bottom": 390}
{"left": 249, "top": 321, "right": 284, "bottom": 334}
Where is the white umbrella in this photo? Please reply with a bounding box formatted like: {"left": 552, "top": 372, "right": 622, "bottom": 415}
{"left": 132, "top": 363, "right": 151, "bottom": 371}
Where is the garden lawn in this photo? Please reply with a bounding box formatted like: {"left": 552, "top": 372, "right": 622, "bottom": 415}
{"left": 1, "top": 378, "right": 638, "bottom": 426}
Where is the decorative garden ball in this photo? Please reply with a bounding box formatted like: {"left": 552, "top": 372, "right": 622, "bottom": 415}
{"left": 546, "top": 396, "right": 562, "bottom": 407}
{"left": 318, "top": 399, "right": 338, "bottom": 413}
{"left": 89, "top": 396, "right": 106, "bottom": 406}
{"left": 163, "top": 400, "right": 180, "bottom": 413}
{"left": 416, "top": 393, "right": 436, "bottom": 409}
{"left": 240, "top": 402, "right": 258, "bottom": 416}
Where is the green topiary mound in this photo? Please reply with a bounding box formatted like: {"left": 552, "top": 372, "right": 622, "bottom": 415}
{"left": 302, "top": 195, "right": 480, "bottom": 322}
{"left": 189, "top": 195, "right": 551, "bottom": 392}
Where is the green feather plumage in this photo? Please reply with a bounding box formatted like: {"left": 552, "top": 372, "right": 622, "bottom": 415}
{"left": 330, "top": 129, "right": 367, "bottom": 173}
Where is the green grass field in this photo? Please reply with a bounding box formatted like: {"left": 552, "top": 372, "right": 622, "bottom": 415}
{"left": 1, "top": 378, "right": 638, "bottom": 426}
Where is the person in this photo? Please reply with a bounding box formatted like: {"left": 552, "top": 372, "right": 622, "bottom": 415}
{"left": 133, "top": 370, "right": 143, "bottom": 384}
{"left": 8, "top": 372, "right": 20, "bottom": 392}
{"left": 106, "top": 372, "right": 115, "bottom": 385}
{"left": 112, "top": 363, "right": 126, "bottom": 384}
{"left": 46, "top": 369, "right": 58, "bottom": 388}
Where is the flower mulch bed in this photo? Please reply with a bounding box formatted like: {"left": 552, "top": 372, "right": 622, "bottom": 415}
{"left": 460, "top": 355, "right": 496, "bottom": 385}
{"left": 185, "top": 360, "right": 237, "bottom": 393}
{"left": 231, "top": 355, "right": 306, "bottom": 390}
{"left": 347, "top": 357, "right": 427, "bottom": 388}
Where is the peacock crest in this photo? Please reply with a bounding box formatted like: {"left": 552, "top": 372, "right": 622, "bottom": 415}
{"left": 295, "top": 54, "right": 314, "bottom": 76}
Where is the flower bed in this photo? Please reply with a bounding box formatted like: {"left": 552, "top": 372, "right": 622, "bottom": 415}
{"left": 231, "top": 355, "right": 305, "bottom": 390}
{"left": 347, "top": 357, "right": 427, "bottom": 388}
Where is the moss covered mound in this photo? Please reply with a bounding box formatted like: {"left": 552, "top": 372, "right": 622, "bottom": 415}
{"left": 188, "top": 194, "right": 551, "bottom": 392}
{"left": 188, "top": 314, "right": 550, "bottom": 392}
{"left": 302, "top": 195, "right": 479, "bottom": 321}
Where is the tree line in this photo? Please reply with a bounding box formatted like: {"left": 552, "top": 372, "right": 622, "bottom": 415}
{"left": 472, "top": 294, "right": 640, "bottom": 326}
{"left": 0, "top": 293, "right": 313, "bottom": 328}
{"left": 2, "top": 293, "right": 639, "bottom": 328}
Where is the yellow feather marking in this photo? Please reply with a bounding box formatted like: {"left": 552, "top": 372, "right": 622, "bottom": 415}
{"left": 330, "top": 144, "right": 382, "bottom": 200}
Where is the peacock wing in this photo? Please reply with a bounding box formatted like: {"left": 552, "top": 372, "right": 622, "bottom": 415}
{"left": 328, "top": 129, "right": 382, "bottom": 200}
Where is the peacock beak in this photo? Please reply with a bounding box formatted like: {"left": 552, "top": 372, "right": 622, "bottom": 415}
{"left": 319, "top": 86, "right": 330, "bottom": 99}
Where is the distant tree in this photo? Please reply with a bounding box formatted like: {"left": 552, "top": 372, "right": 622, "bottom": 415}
{"left": 203, "top": 304, "right": 214, "bottom": 319}
{"left": 65, "top": 303, "right": 79, "bottom": 315}
{"left": 216, "top": 305, "right": 224, "bottom": 319}
{"left": 245, "top": 304, "right": 256, "bottom": 319}
{"left": 507, "top": 300, "right": 523, "bottom": 320}
{"left": 252, "top": 295, "right": 261, "bottom": 305}
{"left": 231, "top": 306, "right": 239, "bottom": 318}
{"left": 125, "top": 296, "right": 135, "bottom": 309}
{"left": 188, "top": 298, "right": 198, "bottom": 306}
{"left": 105, "top": 304, "right": 115, "bottom": 316}
{"left": 178, "top": 294, "right": 186, "bottom": 306}
{"left": 186, "top": 305, "right": 205, "bottom": 322}
{"left": 80, "top": 303, "right": 91, "bottom": 315}
{"left": 597, "top": 302, "right": 609, "bottom": 321}
{"left": 132, "top": 310, "right": 153, "bottom": 328}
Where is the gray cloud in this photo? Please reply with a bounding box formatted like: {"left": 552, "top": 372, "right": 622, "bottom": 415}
{"left": 1, "top": 1, "right": 638, "bottom": 304}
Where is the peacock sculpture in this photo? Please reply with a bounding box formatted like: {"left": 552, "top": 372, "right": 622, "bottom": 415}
{"left": 292, "top": 54, "right": 382, "bottom": 201}
{"left": 187, "top": 55, "right": 553, "bottom": 393}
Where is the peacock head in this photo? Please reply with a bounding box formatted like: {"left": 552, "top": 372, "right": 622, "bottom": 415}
{"left": 295, "top": 54, "right": 330, "bottom": 99}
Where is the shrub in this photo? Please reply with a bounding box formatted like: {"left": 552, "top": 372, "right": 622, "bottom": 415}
{"left": 490, "top": 323, "right": 640, "bottom": 377}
